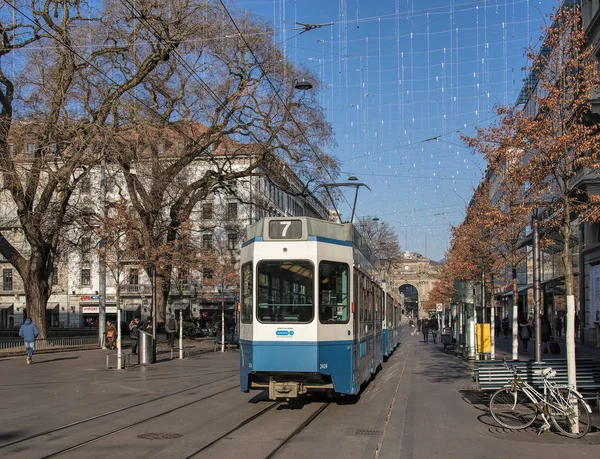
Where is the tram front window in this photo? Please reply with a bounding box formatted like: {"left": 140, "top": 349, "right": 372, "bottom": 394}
{"left": 257, "top": 260, "right": 314, "bottom": 323}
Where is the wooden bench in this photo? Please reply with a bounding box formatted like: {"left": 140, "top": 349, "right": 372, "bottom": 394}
{"left": 474, "top": 359, "right": 600, "bottom": 411}
{"left": 213, "top": 333, "right": 240, "bottom": 351}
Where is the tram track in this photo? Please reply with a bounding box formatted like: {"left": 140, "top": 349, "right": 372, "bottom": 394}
{"left": 179, "top": 401, "right": 331, "bottom": 459}
{"left": 37, "top": 382, "right": 241, "bottom": 459}
{"left": 0, "top": 371, "right": 238, "bottom": 451}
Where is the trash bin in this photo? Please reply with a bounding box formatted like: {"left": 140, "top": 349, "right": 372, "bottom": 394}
{"left": 138, "top": 330, "right": 154, "bottom": 365}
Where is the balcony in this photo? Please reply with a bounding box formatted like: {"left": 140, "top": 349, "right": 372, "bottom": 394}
{"left": 121, "top": 284, "right": 151, "bottom": 295}
{"left": 569, "top": 165, "right": 600, "bottom": 196}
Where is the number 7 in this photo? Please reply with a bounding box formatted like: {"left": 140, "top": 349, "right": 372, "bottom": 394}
{"left": 280, "top": 221, "right": 291, "bottom": 236}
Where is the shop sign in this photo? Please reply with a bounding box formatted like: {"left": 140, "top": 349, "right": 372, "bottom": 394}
{"left": 82, "top": 306, "right": 117, "bottom": 314}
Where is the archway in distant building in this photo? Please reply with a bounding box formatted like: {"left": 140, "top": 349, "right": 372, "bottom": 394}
{"left": 400, "top": 284, "right": 419, "bottom": 319}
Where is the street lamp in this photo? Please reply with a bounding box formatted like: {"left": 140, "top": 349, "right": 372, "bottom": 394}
{"left": 294, "top": 77, "right": 314, "bottom": 91}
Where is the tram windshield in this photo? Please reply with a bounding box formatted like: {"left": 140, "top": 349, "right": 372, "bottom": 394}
{"left": 257, "top": 260, "right": 314, "bottom": 323}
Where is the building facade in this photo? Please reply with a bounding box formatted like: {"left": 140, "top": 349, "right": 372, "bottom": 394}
{"left": 0, "top": 139, "right": 329, "bottom": 331}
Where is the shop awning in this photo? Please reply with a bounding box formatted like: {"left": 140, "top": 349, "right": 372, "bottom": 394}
{"left": 496, "top": 284, "right": 532, "bottom": 298}
{"left": 121, "top": 303, "right": 141, "bottom": 312}
{"left": 0, "top": 303, "right": 13, "bottom": 310}
{"left": 46, "top": 302, "right": 59, "bottom": 310}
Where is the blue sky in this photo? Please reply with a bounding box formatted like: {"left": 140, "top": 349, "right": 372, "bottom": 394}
{"left": 232, "top": 1, "right": 558, "bottom": 260}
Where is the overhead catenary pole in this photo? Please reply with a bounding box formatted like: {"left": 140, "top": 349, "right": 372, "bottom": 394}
{"left": 532, "top": 210, "right": 542, "bottom": 362}
{"left": 179, "top": 306, "right": 183, "bottom": 360}
{"left": 152, "top": 266, "right": 157, "bottom": 363}
{"left": 98, "top": 157, "right": 106, "bottom": 348}
{"left": 221, "top": 281, "right": 225, "bottom": 353}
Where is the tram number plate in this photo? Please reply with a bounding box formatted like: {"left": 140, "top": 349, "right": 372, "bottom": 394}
{"left": 269, "top": 220, "right": 302, "bottom": 239}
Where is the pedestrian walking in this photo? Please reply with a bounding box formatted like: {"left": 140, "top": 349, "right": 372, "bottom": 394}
{"left": 501, "top": 316, "right": 509, "bottom": 338}
{"left": 417, "top": 318, "right": 422, "bottom": 332}
{"left": 165, "top": 314, "right": 178, "bottom": 348}
{"left": 541, "top": 316, "right": 552, "bottom": 354}
{"left": 555, "top": 316, "right": 563, "bottom": 338}
{"left": 106, "top": 321, "right": 117, "bottom": 350}
{"left": 430, "top": 318, "right": 439, "bottom": 343}
{"left": 519, "top": 320, "right": 531, "bottom": 352}
{"left": 494, "top": 315, "right": 501, "bottom": 338}
{"left": 129, "top": 317, "right": 140, "bottom": 354}
{"left": 421, "top": 319, "right": 429, "bottom": 343}
{"left": 575, "top": 313, "right": 580, "bottom": 339}
{"left": 19, "top": 318, "right": 40, "bottom": 364}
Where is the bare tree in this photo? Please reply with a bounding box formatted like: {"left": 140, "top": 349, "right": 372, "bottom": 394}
{"left": 111, "top": 4, "right": 337, "bottom": 323}
{"left": 0, "top": 1, "right": 186, "bottom": 336}
{"left": 356, "top": 216, "right": 401, "bottom": 266}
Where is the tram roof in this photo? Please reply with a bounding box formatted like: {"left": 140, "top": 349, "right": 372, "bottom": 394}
{"left": 246, "top": 217, "right": 378, "bottom": 267}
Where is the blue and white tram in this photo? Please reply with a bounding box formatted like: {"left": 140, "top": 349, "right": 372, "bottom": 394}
{"left": 382, "top": 282, "right": 401, "bottom": 359}
{"left": 239, "top": 217, "right": 396, "bottom": 400}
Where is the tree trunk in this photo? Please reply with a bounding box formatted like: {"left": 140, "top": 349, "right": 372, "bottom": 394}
{"left": 512, "top": 267, "right": 519, "bottom": 360}
{"left": 23, "top": 268, "right": 51, "bottom": 339}
{"left": 560, "top": 205, "right": 579, "bottom": 434}
{"left": 561, "top": 216, "right": 577, "bottom": 390}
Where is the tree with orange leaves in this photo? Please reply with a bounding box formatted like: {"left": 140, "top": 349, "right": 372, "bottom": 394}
{"left": 467, "top": 5, "right": 600, "bottom": 405}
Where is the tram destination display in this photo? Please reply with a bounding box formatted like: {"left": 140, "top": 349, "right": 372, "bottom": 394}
{"left": 268, "top": 220, "right": 302, "bottom": 239}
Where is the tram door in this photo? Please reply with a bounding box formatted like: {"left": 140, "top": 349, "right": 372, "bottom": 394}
{"left": 352, "top": 269, "right": 359, "bottom": 381}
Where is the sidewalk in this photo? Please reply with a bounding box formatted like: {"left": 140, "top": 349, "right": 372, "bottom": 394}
{"left": 379, "top": 326, "right": 600, "bottom": 459}
{"left": 493, "top": 332, "right": 600, "bottom": 361}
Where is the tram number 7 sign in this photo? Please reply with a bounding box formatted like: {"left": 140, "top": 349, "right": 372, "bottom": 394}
{"left": 268, "top": 220, "right": 302, "bottom": 239}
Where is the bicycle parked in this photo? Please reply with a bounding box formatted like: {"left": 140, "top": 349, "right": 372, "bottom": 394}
{"left": 488, "top": 360, "right": 592, "bottom": 438}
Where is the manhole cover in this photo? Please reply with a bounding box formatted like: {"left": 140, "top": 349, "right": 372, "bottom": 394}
{"left": 355, "top": 429, "right": 383, "bottom": 436}
{"left": 137, "top": 433, "right": 183, "bottom": 440}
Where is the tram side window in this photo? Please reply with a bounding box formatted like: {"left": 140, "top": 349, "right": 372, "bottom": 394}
{"left": 241, "top": 262, "right": 253, "bottom": 323}
{"left": 319, "top": 261, "right": 349, "bottom": 323}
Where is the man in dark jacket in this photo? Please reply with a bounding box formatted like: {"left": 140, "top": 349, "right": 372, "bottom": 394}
{"left": 19, "top": 318, "right": 40, "bottom": 364}
{"left": 541, "top": 317, "right": 552, "bottom": 354}
{"left": 129, "top": 317, "right": 140, "bottom": 354}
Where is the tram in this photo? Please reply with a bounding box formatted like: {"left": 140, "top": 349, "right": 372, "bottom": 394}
{"left": 239, "top": 217, "right": 401, "bottom": 400}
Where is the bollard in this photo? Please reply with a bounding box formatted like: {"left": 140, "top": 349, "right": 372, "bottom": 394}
{"left": 106, "top": 354, "right": 110, "bottom": 369}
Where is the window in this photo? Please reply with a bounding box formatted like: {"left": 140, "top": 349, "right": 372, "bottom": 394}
{"left": 52, "top": 267, "right": 59, "bottom": 285}
{"left": 128, "top": 268, "right": 139, "bottom": 285}
{"left": 81, "top": 237, "right": 92, "bottom": 255}
{"left": 26, "top": 143, "right": 36, "bottom": 156}
{"left": 227, "top": 232, "right": 238, "bottom": 251}
{"left": 8, "top": 144, "right": 14, "bottom": 157}
{"left": 202, "top": 234, "right": 213, "bottom": 249}
{"left": 203, "top": 267, "right": 213, "bottom": 280}
{"left": 80, "top": 268, "right": 91, "bottom": 286}
{"left": 157, "top": 143, "right": 165, "bottom": 155}
{"left": 80, "top": 175, "right": 92, "bottom": 194}
{"left": 241, "top": 262, "right": 253, "bottom": 323}
{"left": 227, "top": 202, "right": 238, "bottom": 219}
{"left": 202, "top": 203, "right": 213, "bottom": 220}
{"left": 319, "top": 261, "right": 349, "bottom": 323}
{"left": 3, "top": 269, "right": 13, "bottom": 291}
{"left": 256, "top": 260, "right": 314, "bottom": 323}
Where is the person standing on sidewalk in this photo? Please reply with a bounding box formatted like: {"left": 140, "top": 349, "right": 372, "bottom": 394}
{"left": 165, "top": 314, "right": 178, "bottom": 349}
{"left": 541, "top": 316, "right": 552, "bottom": 354}
{"left": 519, "top": 319, "right": 531, "bottom": 352}
{"left": 494, "top": 315, "right": 501, "bottom": 338}
{"left": 19, "top": 318, "right": 40, "bottom": 364}
{"left": 129, "top": 317, "right": 140, "bottom": 355}
{"left": 502, "top": 316, "right": 509, "bottom": 338}
{"left": 555, "top": 316, "right": 563, "bottom": 338}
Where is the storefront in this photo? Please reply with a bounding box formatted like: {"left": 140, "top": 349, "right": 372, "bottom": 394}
{"left": 80, "top": 295, "right": 141, "bottom": 328}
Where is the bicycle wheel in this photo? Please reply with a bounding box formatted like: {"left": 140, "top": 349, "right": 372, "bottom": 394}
{"left": 550, "top": 389, "right": 591, "bottom": 438}
{"left": 489, "top": 387, "right": 537, "bottom": 429}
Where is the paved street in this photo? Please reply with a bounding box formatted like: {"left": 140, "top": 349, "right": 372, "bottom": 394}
{"left": 1, "top": 327, "right": 598, "bottom": 459}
